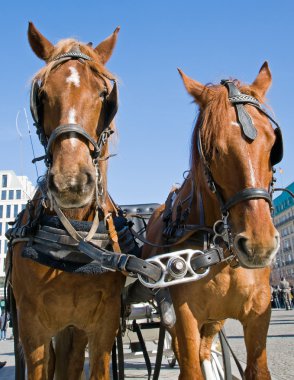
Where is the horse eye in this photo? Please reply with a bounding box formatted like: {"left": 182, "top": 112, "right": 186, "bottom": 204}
{"left": 99, "top": 88, "right": 108, "bottom": 99}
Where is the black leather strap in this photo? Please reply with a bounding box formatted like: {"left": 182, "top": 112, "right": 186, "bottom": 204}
{"left": 46, "top": 124, "right": 100, "bottom": 156}
{"left": 221, "top": 80, "right": 257, "bottom": 141}
{"left": 78, "top": 240, "right": 162, "bottom": 282}
{"left": 190, "top": 246, "right": 224, "bottom": 270}
{"left": 221, "top": 187, "right": 272, "bottom": 213}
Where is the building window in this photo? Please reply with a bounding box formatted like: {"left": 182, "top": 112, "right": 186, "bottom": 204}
{"left": 16, "top": 190, "right": 21, "bottom": 199}
{"left": 22, "top": 204, "right": 26, "bottom": 210}
{"left": 9, "top": 190, "right": 14, "bottom": 200}
{"left": 0, "top": 205, "right": 2, "bottom": 219}
{"left": 6, "top": 205, "right": 11, "bottom": 218}
{"left": 4, "top": 240, "right": 7, "bottom": 253}
{"left": 0, "top": 222, "right": 2, "bottom": 235}
{"left": 5, "top": 222, "right": 9, "bottom": 233}
{"left": 2, "top": 175, "right": 7, "bottom": 188}
{"left": 1, "top": 190, "right": 7, "bottom": 200}
{"left": 14, "top": 205, "right": 18, "bottom": 218}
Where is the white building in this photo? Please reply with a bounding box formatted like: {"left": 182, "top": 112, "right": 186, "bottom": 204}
{"left": 271, "top": 181, "right": 294, "bottom": 285}
{"left": 0, "top": 170, "right": 35, "bottom": 278}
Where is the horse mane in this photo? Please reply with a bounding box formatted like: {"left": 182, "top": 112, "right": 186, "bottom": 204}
{"left": 190, "top": 80, "right": 266, "bottom": 182}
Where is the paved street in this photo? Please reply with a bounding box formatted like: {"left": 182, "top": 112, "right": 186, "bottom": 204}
{"left": 0, "top": 309, "right": 293, "bottom": 379}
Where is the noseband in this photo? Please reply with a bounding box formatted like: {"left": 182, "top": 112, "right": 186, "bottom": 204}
{"left": 198, "top": 79, "right": 283, "bottom": 215}
{"left": 30, "top": 46, "right": 118, "bottom": 167}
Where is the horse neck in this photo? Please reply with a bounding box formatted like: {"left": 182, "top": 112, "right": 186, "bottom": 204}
{"left": 186, "top": 167, "right": 222, "bottom": 227}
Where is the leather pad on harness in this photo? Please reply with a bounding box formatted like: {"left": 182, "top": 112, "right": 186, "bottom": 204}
{"left": 270, "top": 127, "right": 283, "bottom": 166}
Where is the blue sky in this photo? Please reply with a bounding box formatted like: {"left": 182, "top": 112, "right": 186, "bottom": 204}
{"left": 1, "top": 1, "right": 293, "bottom": 204}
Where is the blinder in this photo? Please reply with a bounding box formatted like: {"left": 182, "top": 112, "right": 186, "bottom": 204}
{"left": 101, "top": 81, "right": 118, "bottom": 132}
{"left": 270, "top": 127, "right": 283, "bottom": 166}
{"left": 221, "top": 79, "right": 283, "bottom": 166}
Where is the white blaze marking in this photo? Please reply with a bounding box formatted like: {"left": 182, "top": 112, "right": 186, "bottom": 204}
{"left": 231, "top": 120, "right": 256, "bottom": 186}
{"left": 67, "top": 108, "right": 79, "bottom": 148}
{"left": 246, "top": 148, "right": 256, "bottom": 186}
{"left": 66, "top": 66, "right": 80, "bottom": 87}
{"left": 68, "top": 107, "right": 76, "bottom": 124}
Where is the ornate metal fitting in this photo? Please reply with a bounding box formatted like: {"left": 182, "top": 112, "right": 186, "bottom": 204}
{"left": 213, "top": 212, "right": 231, "bottom": 245}
{"left": 138, "top": 249, "right": 210, "bottom": 289}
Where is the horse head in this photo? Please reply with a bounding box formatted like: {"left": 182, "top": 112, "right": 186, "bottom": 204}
{"left": 179, "top": 63, "right": 281, "bottom": 268}
{"left": 28, "top": 22, "right": 119, "bottom": 209}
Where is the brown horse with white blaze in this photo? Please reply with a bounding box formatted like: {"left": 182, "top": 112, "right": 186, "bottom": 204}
{"left": 10, "top": 23, "right": 124, "bottom": 380}
{"left": 142, "top": 63, "right": 281, "bottom": 379}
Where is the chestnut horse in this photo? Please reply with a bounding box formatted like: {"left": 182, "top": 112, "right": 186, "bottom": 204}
{"left": 9, "top": 23, "right": 124, "bottom": 380}
{"left": 142, "top": 63, "right": 281, "bottom": 379}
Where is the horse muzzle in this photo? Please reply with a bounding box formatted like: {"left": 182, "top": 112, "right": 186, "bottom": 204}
{"left": 48, "top": 169, "right": 96, "bottom": 208}
{"left": 233, "top": 231, "right": 280, "bottom": 268}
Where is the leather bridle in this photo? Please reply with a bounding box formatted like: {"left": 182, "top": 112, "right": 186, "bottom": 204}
{"left": 30, "top": 45, "right": 118, "bottom": 167}
{"left": 198, "top": 79, "right": 283, "bottom": 216}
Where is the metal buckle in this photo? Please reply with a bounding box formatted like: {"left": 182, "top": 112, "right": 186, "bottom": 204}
{"left": 117, "top": 254, "right": 131, "bottom": 272}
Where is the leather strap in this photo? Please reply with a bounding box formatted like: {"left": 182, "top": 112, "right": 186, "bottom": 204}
{"left": 77, "top": 240, "right": 162, "bottom": 282}
{"left": 84, "top": 210, "right": 100, "bottom": 242}
{"left": 190, "top": 246, "right": 224, "bottom": 270}
{"left": 46, "top": 124, "right": 100, "bottom": 157}
{"left": 221, "top": 80, "right": 257, "bottom": 141}
{"left": 221, "top": 187, "right": 272, "bottom": 213}
{"left": 106, "top": 214, "right": 121, "bottom": 252}
{"left": 132, "top": 321, "right": 152, "bottom": 380}
{"left": 220, "top": 329, "right": 245, "bottom": 378}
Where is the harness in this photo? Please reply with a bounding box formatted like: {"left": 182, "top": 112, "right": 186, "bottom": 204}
{"left": 7, "top": 60, "right": 291, "bottom": 291}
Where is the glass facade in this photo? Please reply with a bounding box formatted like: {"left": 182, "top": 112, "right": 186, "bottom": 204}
{"left": 9, "top": 190, "right": 14, "bottom": 200}
{"left": 2, "top": 175, "right": 7, "bottom": 188}
{"left": 6, "top": 205, "right": 11, "bottom": 218}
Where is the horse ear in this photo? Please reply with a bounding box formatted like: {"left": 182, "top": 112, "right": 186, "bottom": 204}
{"left": 28, "top": 22, "right": 54, "bottom": 61}
{"left": 94, "top": 27, "right": 120, "bottom": 65}
{"left": 251, "top": 61, "right": 272, "bottom": 99}
{"left": 178, "top": 69, "right": 208, "bottom": 107}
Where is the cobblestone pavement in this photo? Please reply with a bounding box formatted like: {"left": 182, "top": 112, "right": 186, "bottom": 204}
{"left": 0, "top": 309, "right": 293, "bottom": 379}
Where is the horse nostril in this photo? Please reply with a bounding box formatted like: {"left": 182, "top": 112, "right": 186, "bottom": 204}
{"left": 235, "top": 236, "right": 253, "bottom": 258}
{"left": 85, "top": 171, "right": 95, "bottom": 186}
